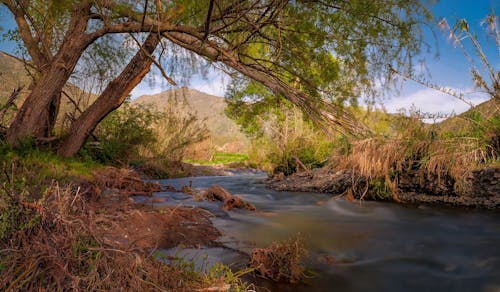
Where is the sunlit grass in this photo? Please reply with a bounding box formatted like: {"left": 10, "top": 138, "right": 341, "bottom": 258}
{"left": 184, "top": 152, "right": 249, "bottom": 166}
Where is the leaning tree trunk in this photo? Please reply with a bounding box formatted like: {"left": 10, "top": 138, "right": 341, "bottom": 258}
{"left": 58, "top": 34, "right": 161, "bottom": 157}
{"left": 5, "top": 3, "right": 92, "bottom": 146}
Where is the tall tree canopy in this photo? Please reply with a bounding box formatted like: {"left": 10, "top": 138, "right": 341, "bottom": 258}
{"left": 1, "top": 0, "right": 431, "bottom": 155}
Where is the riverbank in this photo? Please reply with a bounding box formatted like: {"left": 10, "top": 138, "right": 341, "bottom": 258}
{"left": 268, "top": 166, "right": 500, "bottom": 209}
{"left": 136, "top": 159, "right": 262, "bottom": 178}
{"left": 0, "top": 147, "right": 252, "bottom": 290}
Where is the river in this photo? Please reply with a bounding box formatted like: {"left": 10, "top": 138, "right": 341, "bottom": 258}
{"left": 148, "top": 172, "right": 500, "bottom": 292}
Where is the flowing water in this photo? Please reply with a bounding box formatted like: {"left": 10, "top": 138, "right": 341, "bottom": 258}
{"left": 149, "top": 173, "right": 500, "bottom": 292}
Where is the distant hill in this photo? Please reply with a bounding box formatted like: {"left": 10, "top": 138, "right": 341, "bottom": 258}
{"left": 0, "top": 51, "right": 31, "bottom": 103}
{"left": 437, "top": 99, "right": 499, "bottom": 134}
{"left": 133, "top": 87, "right": 249, "bottom": 153}
{"left": 0, "top": 51, "right": 95, "bottom": 130}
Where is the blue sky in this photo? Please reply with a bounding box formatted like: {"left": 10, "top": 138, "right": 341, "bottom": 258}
{"left": 1, "top": 0, "right": 499, "bottom": 116}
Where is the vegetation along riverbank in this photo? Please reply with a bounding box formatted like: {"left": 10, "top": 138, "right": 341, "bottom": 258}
{"left": 0, "top": 0, "right": 499, "bottom": 291}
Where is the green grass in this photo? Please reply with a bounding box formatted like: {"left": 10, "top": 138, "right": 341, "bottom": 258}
{"left": 184, "top": 152, "right": 249, "bottom": 166}
{"left": 0, "top": 141, "right": 102, "bottom": 195}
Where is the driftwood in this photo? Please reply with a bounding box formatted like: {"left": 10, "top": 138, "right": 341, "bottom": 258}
{"left": 202, "top": 185, "right": 256, "bottom": 211}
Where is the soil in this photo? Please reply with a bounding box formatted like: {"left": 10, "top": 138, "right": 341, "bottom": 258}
{"left": 81, "top": 167, "right": 221, "bottom": 250}
{"left": 201, "top": 185, "right": 257, "bottom": 211}
{"left": 268, "top": 167, "right": 500, "bottom": 209}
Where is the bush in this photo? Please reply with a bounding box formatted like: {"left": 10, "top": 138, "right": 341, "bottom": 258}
{"left": 81, "top": 103, "right": 158, "bottom": 164}
{"left": 139, "top": 99, "right": 210, "bottom": 162}
{"left": 247, "top": 107, "right": 334, "bottom": 175}
{"left": 81, "top": 98, "right": 210, "bottom": 166}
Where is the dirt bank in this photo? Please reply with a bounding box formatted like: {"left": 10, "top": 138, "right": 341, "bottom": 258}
{"left": 83, "top": 167, "right": 222, "bottom": 249}
{"left": 0, "top": 167, "right": 224, "bottom": 291}
{"left": 268, "top": 167, "right": 500, "bottom": 209}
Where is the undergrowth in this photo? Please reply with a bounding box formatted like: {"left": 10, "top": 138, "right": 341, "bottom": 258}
{"left": 336, "top": 109, "right": 499, "bottom": 198}
{"left": 0, "top": 144, "right": 254, "bottom": 291}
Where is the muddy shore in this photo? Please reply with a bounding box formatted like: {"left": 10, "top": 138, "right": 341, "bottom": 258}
{"left": 267, "top": 167, "right": 500, "bottom": 209}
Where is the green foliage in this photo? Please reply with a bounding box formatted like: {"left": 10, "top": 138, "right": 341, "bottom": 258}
{"left": 368, "top": 177, "right": 392, "bottom": 200}
{"left": 82, "top": 102, "right": 158, "bottom": 164}
{"left": 333, "top": 134, "right": 352, "bottom": 156}
{"left": 243, "top": 105, "right": 334, "bottom": 174}
{"left": 223, "top": 0, "right": 431, "bottom": 133}
{"left": 202, "top": 263, "right": 254, "bottom": 292}
{"left": 0, "top": 195, "right": 39, "bottom": 241}
{"left": 156, "top": 250, "right": 254, "bottom": 291}
{"left": 0, "top": 140, "right": 99, "bottom": 188}
{"left": 185, "top": 152, "right": 249, "bottom": 166}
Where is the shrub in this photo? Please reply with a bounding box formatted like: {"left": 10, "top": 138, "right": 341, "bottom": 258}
{"left": 247, "top": 107, "right": 334, "bottom": 175}
{"left": 249, "top": 235, "right": 307, "bottom": 283}
{"left": 82, "top": 102, "right": 158, "bottom": 164}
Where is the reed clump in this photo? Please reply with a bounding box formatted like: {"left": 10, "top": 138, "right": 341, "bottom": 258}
{"left": 336, "top": 112, "right": 499, "bottom": 198}
{"left": 249, "top": 235, "right": 307, "bottom": 283}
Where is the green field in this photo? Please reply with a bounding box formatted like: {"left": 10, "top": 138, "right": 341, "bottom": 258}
{"left": 184, "top": 152, "right": 248, "bottom": 166}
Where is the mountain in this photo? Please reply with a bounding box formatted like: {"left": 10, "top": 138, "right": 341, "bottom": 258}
{"left": 133, "top": 87, "right": 249, "bottom": 152}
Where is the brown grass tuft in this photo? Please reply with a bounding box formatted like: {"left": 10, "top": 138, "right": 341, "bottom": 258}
{"left": 249, "top": 235, "right": 307, "bottom": 283}
{"left": 337, "top": 133, "right": 498, "bottom": 198}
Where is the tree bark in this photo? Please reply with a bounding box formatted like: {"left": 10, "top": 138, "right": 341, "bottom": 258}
{"left": 4, "top": 1, "right": 62, "bottom": 138}
{"left": 5, "top": 2, "right": 92, "bottom": 146}
{"left": 58, "top": 34, "right": 161, "bottom": 157}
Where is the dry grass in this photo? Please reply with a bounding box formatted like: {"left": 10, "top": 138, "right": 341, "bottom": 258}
{"left": 0, "top": 165, "right": 250, "bottom": 291}
{"left": 249, "top": 235, "right": 307, "bottom": 283}
{"left": 0, "top": 184, "right": 207, "bottom": 291}
{"left": 337, "top": 133, "right": 498, "bottom": 198}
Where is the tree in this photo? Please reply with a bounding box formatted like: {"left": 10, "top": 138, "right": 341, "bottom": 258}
{"left": 1, "top": 0, "right": 431, "bottom": 155}
{"left": 58, "top": 33, "right": 161, "bottom": 157}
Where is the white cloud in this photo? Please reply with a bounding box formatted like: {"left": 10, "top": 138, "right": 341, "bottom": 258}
{"left": 130, "top": 83, "right": 169, "bottom": 98}
{"left": 189, "top": 69, "right": 229, "bottom": 97}
{"left": 382, "top": 87, "right": 489, "bottom": 116}
{"left": 190, "top": 79, "right": 227, "bottom": 97}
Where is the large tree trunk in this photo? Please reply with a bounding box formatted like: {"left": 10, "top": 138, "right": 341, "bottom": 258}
{"left": 5, "top": 3, "right": 92, "bottom": 146}
{"left": 33, "top": 92, "right": 62, "bottom": 138}
{"left": 58, "top": 34, "right": 161, "bottom": 157}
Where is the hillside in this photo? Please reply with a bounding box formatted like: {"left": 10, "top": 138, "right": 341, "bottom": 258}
{"left": 0, "top": 51, "right": 31, "bottom": 103}
{"left": 0, "top": 51, "right": 95, "bottom": 130}
{"left": 133, "top": 87, "right": 249, "bottom": 152}
{"left": 437, "top": 98, "right": 499, "bottom": 134}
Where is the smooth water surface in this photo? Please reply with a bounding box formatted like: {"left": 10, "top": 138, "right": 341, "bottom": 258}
{"left": 155, "top": 173, "right": 500, "bottom": 292}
